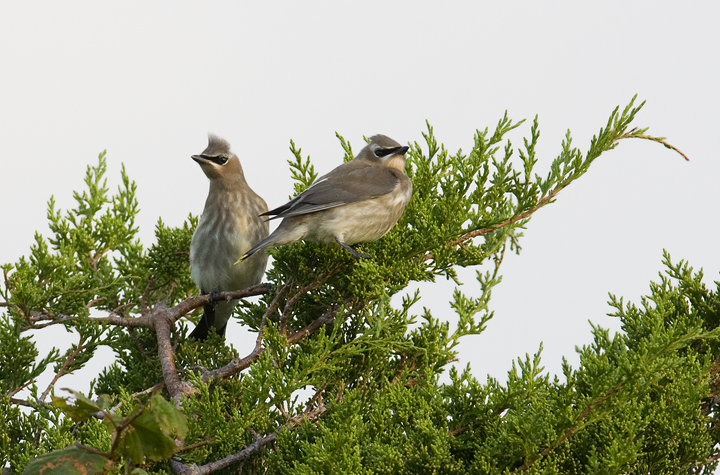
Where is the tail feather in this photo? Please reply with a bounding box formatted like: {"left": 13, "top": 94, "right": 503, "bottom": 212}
{"left": 235, "top": 233, "right": 281, "bottom": 264}
{"left": 189, "top": 304, "right": 226, "bottom": 340}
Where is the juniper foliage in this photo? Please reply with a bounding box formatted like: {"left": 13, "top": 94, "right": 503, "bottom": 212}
{"left": 2, "top": 97, "right": 718, "bottom": 474}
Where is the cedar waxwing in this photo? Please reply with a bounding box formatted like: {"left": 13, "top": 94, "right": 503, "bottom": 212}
{"left": 237, "top": 134, "right": 411, "bottom": 261}
{"left": 189, "top": 134, "right": 269, "bottom": 340}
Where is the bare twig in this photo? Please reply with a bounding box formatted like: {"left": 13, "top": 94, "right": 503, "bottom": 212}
{"left": 287, "top": 307, "right": 340, "bottom": 345}
{"left": 280, "top": 265, "right": 341, "bottom": 336}
{"left": 617, "top": 130, "right": 690, "bottom": 161}
{"left": 74, "top": 441, "right": 112, "bottom": 458}
{"left": 175, "top": 437, "right": 218, "bottom": 454}
{"left": 275, "top": 402, "right": 290, "bottom": 421}
{"left": 701, "top": 450, "right": 720, "bottom": 467}
{"left": 447, "top": 190, "right": 559, "bottom": 252}
{"left": 7, "top": 378, "right": 36, "bottom": 398}
{"left": 85, "top": 297, "right": 106, "bottom": 309}
{"left": 9, "top": 397, "right": 51, "bottom": 409}
{"left": 201, "top": 306, "right": 340, "bottom": 384}
{"left": 163, "top": 281, "right": 178, "bottom": 305}
{"left": 139, "top": 276, "right": 155, "bottom": 315}
{"left": 261, "top": 282, "right": 292, "bottom": 341}
{"left": 109, "top": 405, "right": 148, "bottom": 455}
{"left": 110, "top": 381, "right": 165, "bottom": 414}
{"left": 39, "top": 338, "right": 86, "bottom": 403}
{"left": 168, "top": 404, "right": 328, "bottom": 475}
{"left": 109, "top": 302, "right": 137, "bottom": 319}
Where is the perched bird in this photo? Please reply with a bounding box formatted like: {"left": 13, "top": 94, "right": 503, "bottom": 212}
{"left": 237, "top": 134, "right": 411, "bottom": 262}
{"left": 189, "top": 134, "right": 269, "bottom": 340}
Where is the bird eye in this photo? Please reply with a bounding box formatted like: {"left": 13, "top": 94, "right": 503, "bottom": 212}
{"left": 219, "top": 156, "right": 228, "bottom": 164}
{"left": 374, "top": 147, "right": 396, "bottom": 158}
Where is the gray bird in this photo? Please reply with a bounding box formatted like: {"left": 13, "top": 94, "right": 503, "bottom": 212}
{"left": 189, "top": 134, "right": 269, "bottom": 340}
{"left": 237, "top": 134, "right": 411, "bottom": 262}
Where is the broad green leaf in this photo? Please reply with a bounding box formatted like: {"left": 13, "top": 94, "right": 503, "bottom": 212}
{"left": 21, "top": 446, "right": 113, "bottom": 475}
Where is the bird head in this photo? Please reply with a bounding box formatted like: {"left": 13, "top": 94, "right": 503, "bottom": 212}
{"left": 192, "top": 134, "right": 244, "bottom": 180}
{"left": 357, "top": 134, "right": 410, "bottom": 171}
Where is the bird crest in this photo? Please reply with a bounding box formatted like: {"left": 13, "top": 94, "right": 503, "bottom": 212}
{"left": 202, "top": 134, "right": 232, "bottom": 156}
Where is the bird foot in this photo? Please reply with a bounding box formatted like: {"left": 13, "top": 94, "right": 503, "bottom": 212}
{"left": 209, "top": 287, "right": 221, "bottom": 306}
{"left": 337, "top": 240, "right": 371, "bottom": 259}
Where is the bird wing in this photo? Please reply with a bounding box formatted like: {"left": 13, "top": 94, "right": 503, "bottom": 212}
{"left": 264, "top": 163, "right": 400, "bottom": 219}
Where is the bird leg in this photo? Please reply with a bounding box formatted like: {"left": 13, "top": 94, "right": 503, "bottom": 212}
{"left": 208, "top": 287, "right": 221, "bottom": 307}
{"left": 336, "top": 239, "right": 371, "bottom": 259}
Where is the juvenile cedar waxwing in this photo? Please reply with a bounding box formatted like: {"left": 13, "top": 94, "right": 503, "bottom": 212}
{"left": 238, "top": 134, "right": 411, "bottom": 261}
{"left": 189, "top": 135, "right": 269, "bottom": 340}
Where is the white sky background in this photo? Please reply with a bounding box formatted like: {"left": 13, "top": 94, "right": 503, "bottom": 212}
{"left": 1, "top": 2, "right": 718, "bottom": 397}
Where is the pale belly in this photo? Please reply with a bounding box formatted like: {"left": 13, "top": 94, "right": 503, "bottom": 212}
{"left": 301, "top": 187, "right": 412, "bottom": 245}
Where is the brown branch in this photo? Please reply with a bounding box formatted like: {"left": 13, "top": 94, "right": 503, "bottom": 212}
{"left": 154, "top": 303, "right": 196, "bottom": 403}
{"left": 9, "top": 397, "right": 51, "bottom": 409}
{"left": 201, "top": 306, "right": 340, "bottom": 385}
{"left": 39, "top": 338, "right": 86, "bottom": 403}
{"left": 87, "top": 283, "right": 271, "bottom": 329}
{"left": 617, "top": 130, "right": 690, "bottom": 161}
{"left": 168, "top": 404, "right": 328, "bottom": 475}
{"left": 427, "top": 131, "right": 689, "bottom": 262}
{"left": 175, "top": 437, "right": 218, "bottom": 454}
{"left": 139, "top": 276, "right": 154, "bottom": 315}
{"left": 74, "top": 442, "right": 112, "bottom": 458}
{"left": 7, "top": 378, "right": 36, "bottom": 398}
{"left": 450, "top": 190, "right": 561, "bottom": 250}
{"left": 110, "top": 382, "right": 165, "bottom": 414}
{"left": 109, "top": 404, "right": 149, "bottom": 456}
{"left": 262, "top": 282, "right": 292, "bottom": 340}
{"left": 85, "top": 297, "right": 106, "bottom": 309}
{"left": 702, "top": 450, "right": 720, "bottom": 467}
{"left": 109, "top": 302, "right": 136, "bottom": 319}
{"left": 280, "top": 264, "right": 342, "bottom": 336}
{"left": 275, "top": 402, "right": 290, "bottom": 421}
{"left": 287, "top": 307, "right": 340, "bottom": 345}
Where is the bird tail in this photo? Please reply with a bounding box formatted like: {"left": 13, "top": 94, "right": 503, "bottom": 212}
{"left": 235, "top": 232, "right": 282, "bottom": 264}
{"left": 188, "top": 305, "right": 227, "bottom": 340}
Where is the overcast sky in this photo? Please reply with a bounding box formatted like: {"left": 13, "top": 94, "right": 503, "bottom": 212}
{"left": 1, "top": 2, "right": 718, "bottom": 395}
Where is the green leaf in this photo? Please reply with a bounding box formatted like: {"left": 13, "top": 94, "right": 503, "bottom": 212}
{"left": 114, "top": 393, "right": 187, "bottom": 463}
{"left": 21, "top": 446, "right": 113, "bottom": 475}
{"left": 52, "top": 389, "right": 105, "bottom": 422}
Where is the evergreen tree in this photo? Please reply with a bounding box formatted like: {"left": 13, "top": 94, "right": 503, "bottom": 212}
{"left": 2, "top": 97, "right": 717, "bottom": 475}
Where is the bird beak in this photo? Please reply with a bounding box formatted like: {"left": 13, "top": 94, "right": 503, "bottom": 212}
{"left": 397, "top": 146, "right": 409, "bottom": 155}
{"left": 191, "top": 154, "right": 209, "bottom": 164}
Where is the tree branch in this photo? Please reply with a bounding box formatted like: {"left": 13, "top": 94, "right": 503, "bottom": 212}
{"left": 201, "top": 306, "right": 340, "bottom": 384}
{"left": 168, "top": 404, "right": 328, "bottom": 475}
{"left": 38, "top": 337, "right": 86, "bottom": 403}
{"left": 619, "top": 130, "right": 690, "bottom": 161}
{"left": 280, "top": 264, "right": 340, "bottom": 336}
{"left": 154, "top": 303, "right": 196, "bottom": 403}
{"left": 19, "top": 284, "right": 271, "bottom": 331}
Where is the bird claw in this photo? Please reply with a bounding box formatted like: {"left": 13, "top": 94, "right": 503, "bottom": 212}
{"left": 209, "top": 288, "right": 221, "bottom": 306}
{"left": 337, "top": 240, "right": 372, "bottom": 259}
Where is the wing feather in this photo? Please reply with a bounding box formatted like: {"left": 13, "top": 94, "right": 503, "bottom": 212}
{"left": 265, "top": 161, "right": 399, "bottom": 219}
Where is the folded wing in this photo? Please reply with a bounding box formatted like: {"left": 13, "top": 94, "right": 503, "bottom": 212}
{"left": 263, "top": 162, "right": 400, "bottom": 219}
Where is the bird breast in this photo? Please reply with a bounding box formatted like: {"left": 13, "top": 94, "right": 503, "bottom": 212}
{"left": 190, "top": 193, "right": 268, "bottom": 293}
